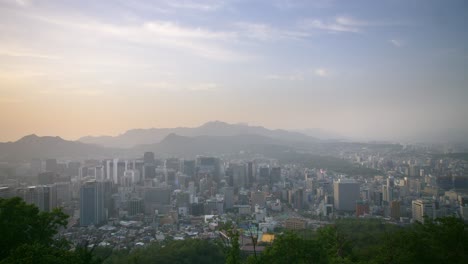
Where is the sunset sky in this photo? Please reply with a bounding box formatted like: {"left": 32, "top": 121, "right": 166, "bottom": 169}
{"left": 0, "top": 0, "right": 467, "bottom": 142}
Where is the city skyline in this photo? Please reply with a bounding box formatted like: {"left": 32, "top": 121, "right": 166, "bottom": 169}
{"left": 1, "top": 0, "right": 467, "bottom": 142}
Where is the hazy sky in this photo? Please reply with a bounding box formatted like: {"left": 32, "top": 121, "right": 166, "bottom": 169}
{"left": 0, "top": 0, "right": 467, "bottom": 142}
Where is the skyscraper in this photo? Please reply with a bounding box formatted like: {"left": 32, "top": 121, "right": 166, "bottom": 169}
{"left": 334, "top": 179, "right": 360, "bottom": 211}
{"left": 45, "top": 159, "right": 57, "bottom": 173}
{"left": 80, "top": 181, "right": 106, "bottom": 226}
{"left": 412, "top": 199, "right": 434, "bottom": 223}
{"left": 144, "top": 152, "right": 155, "bottom": 165}
{"left": 223, "top": 186, "right": 234, "bottom": 210}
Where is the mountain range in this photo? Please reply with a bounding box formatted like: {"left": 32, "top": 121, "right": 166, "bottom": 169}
{"left": 78, "top": 121, "right": 318, "bottom": 148}
{"left": 0, "top": 134, "right": 114, "bottom": 161}
{"left": 0, "top": 121, "right": 320, "bottom": 161}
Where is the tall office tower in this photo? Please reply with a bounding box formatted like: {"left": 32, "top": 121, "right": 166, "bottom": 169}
{"left": 176, "top": 191, "right": 190, "bottom": 208}
{"left": 95, "top": 166, "right": 105, "bottom": 181}
{"left": 45, "top": 159, "right": 58, "bottom": 173}
{"left": 231, "top": 163, "right": 247, "bottom": 188}
{"left": 165, "top": 169, "right": 178, "bottom": 186}
{"left": 183, "top": 160, "right": 196, "bottom": 177}
{"left": 247, "top": 162, "right": 255, "bottom": 185}
{"left": 188, "top": 181, "right": 196, "bottom": 196}
{"left": 223, "top": 186, "right": 234, "bottom": 210}
{"left": 333, "top": 179, "right": 360, "bottom": 211}
{"left": 293, "top": 188, "right": 304, "bottom": 210}
{"left": 80, "top": 181, "right": 106, "bottom": 226}
{"left": 30, "top": 159, "right": 43, "bottom": 177}
{"left": 258, "top": 167, "right": 270, "bottom": 185}
{"left": 67, "top": 161, "right": 81, "bottom": 178}
{"left": 36, "top": 185, "right": 57, "bottom": 212}
{"left": 128, "top": 198, "right": 144, "bottom": 216}
{"left": 390, "top": 200, "right": 401, "bottom": 220}
{"left": 123, "top": 170, "right": 140, "bottom": 186}
{"left": 355, "top": 200, "right": 369, "bottom": 217}
{"left": 144, "top": 152, "right": 155, "bottom": 165}
{"left": 143, "top": 187, "right": 171, "bottom": 215}
{"left": 412, "top": 199, "right": 434, "bottom": 223}
{"left": 197, "top": 156, "right": 221, "bottom": 182}
{"left": 409, "top": 165, "right": 420, "bottom": 177}
{"left": 117, "top": 161, "right": 126, "bottom": 184}
{"left": 56, "top": 182, "right": 71, "bottom": 205}
{"left": 38, "top": 172, "right": 56, "bottom": 185}
{"left": 104, "top": 160, "right": 113, "bottom": 181}
{"left": 165, "top": 158, "right": 181, "bottom": 172}
{"left": 143, "top": 164, "right": 156, "bottom": 180}
{"left": 270, "top": 167, "right": 281, "bottom": 184}
{"left": 251, "top": 191, "right": 266, "bottom": 208}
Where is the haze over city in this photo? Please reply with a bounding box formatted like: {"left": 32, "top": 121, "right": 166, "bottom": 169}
{"left": 0, "top": 0, "right": 467, "bottom": 143}
{"left": 2, "top": 1, "right": 468, "bottom": 263}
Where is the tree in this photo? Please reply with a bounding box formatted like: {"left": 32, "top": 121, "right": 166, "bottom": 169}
{"left": 0, "top": 197, "right": 68, "bottom": 261}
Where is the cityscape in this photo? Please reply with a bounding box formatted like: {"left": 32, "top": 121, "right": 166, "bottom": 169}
{"left": 0, "top": 0, "right": 467, "bottom": 263}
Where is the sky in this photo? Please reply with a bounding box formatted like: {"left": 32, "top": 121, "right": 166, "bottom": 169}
{"left": 0, "top": 0, "right": 467, "bottom": 142}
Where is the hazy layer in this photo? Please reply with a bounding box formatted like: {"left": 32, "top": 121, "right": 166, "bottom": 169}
{"left": 0, "top": 0, "right": 467, "bottom": 142}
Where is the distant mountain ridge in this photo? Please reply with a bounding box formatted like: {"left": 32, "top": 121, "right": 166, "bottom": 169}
{"left": 79, "top": 121, "right": 318, "bottom": 148}
{"left": 0, "top": 134, "right": 114, "bottom": 161}
{"left": 130, "top": 133, "right": 296, "bottom": 157}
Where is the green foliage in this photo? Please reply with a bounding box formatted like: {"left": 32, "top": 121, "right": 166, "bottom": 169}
{"left": 271, "top": 151, "right": 380, "bottom": 177}
{"left": 256, "top": 232, "right": 327, "bottom": 264}
{"left": 0, "top": 197, "right": 105, "bottom": 264}
{"left": 104, "top": 239, "right": 225, "bottom": 264}
{"left": 0, "top": 197, "right": 68, "bottom": 261}
{"left": 252, "top": 217, "right": 467, "bottom": 264}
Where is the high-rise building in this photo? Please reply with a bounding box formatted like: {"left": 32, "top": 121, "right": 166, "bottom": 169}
{"left": 270, "top": 167, "right": 281, "bottom": 183}
{"left": 36, "top": 185, "right": 57, "bottom": 212}
{"left": 80, "top": 181, "right": 106, "bottom": 226}
{"left": 231, "top": 163, "right": 247, "bottom": 188}
{"left": 247, "top": 162, "right": 255, "bottom": 185}
{"left": 293, "top": 188, "right": 304, "bottom": 210}
{"left": 251, "top": 191, "right": 266, "bottom": 208}
{"left": 56, "top": 182, "right": 71, "bottom": 205}
{"left": 258, "top": 167, "right": 270, "bottom": 185}
{"left": 165, "top": 158, "right": 181, "bottom": 171}
{"left": 38, "top": 172, "right": 56, "bottom": 185}
{"left": 223, "top": 186, "right": 234, "bottom": 210}
{"left": 45, "top": 159, "right": 58, "bottom": 173}
{"left": 143, "top": 165, "right": 156, "bottom": 180}
{"left": 183, "top": 160, "right": 196, "bottom": 177}
{"left": 128, "top": 198, "right": 144, "bottom": 216}
{"left": 144, "top": 152, "right": 155, "bottom": 165}
{"left": 334, "top": 179, "right": 360, "bottom": 211}
{"left": 355, "top": 200, "right": 369, "bottom": 217}
{"left": 390, "top": 200, "right": 401, "bottom": 220}
{"left": 412, "top": 199, "right": 434, "bottom": 223}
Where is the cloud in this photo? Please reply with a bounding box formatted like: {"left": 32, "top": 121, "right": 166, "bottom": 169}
{"left": 302, "top": 18, "right": 361, "bottom": 33}
{"left": 314, "top": 68, "right": 328, "bottom": 77}
{"left": 273, "top": 0, "right": 333, "bottom": 9}
{"left": 389, "top": 39, "right": 403, "bottom": 47}
{"left": 167, "top": 0, "right": 224, "bottom": 11}
{"left": 301, "top": 16, "right": 368, "bottom": 33}
{"left": 72, "top": 89, "right": 104, "bottom": 96}
{"left": 143, "top": 81, "right": 220, "bottom": 92}
{"left": 265, "top": 73, "right": 304, "bottom": 81}
{"left": 143, "top": 81, "right": 180, "bottom": 91}
{"left": 235, "top": 22, "right": 310, "bottom": 41}
{"left": 0, "top": 50, "right": 61, "bottom": 60}
{"left": 189, "top": 82, "right": 220, "bottom": 91}
{"left": 8, "top": 10, "right": 248, "bottom": 62}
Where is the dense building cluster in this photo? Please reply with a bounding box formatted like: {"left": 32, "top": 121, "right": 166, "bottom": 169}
{"left": 1, "top": 144, "right": 467, "bottom": 254}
